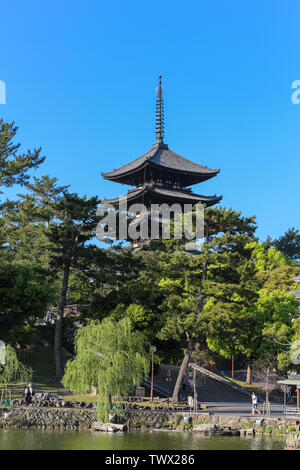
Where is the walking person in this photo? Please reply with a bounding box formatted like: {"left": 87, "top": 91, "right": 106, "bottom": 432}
{"left": 251, "top": 392, "right": 261, "bottom": 415}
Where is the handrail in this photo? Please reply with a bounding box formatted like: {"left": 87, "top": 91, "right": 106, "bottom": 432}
{"left": 189, "top": 363, "right": 265, "bottom": 401}
{"left": 141, "top": 378, "right": 169, "bottom": 398}
{"left": 283, "top": 408, "right": 300, "bottom": 418}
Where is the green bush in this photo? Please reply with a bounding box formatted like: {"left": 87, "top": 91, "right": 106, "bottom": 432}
{"left": 175, "top": 414, "right": 183, "bottom": 427}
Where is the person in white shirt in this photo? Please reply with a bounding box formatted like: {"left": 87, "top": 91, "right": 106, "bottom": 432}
{"left": 251, "top": 392, "right": 261, "bottom": 415}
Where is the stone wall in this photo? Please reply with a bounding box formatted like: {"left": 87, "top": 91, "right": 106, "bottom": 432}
{"left": 122, "top": 410, "right": 300, "bottom": 435}
{"left": 0, "top": 407, "right": 96, "bottom": 430}
{"left": 1, "top": 406, "right": 300, "bottom": 437}
{"left": 285, "top": 434, "right": 300, "bottom": 450}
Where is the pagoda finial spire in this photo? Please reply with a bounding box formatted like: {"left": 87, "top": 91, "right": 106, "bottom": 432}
{"left": 155, "top": 75, "right": 164, "bottom": 144}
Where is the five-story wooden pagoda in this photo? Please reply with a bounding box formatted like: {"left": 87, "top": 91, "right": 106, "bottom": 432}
{"left": 102, "top": 76, "right": 222, "bottom": 244}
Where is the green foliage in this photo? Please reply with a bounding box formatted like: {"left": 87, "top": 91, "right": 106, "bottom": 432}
{"left": 273, "top": 227, "right": 300, "bottom": 262}
{"left": 8, "top": 325, "right": 35, "bottom": 348}
{"left": 175, "top": 414, "right": 183, "bottom": 426}
{"left": 0, "top": 345, "right": 32, "bottom": 385}
{"left": 0, "top": 120, "right": 44, "bottom": 191}
{"left": 0, "top": 264, "right": 57, "bottom": 324}
{"left": 62, "top": 317, "right": 150, "bottom": 421}
{"left": 258, "top": 289, "right": 299, "bottom": 369}
{"left": 257, "top": 289, "right": 298, "bottom": 324}
{"left": 256, "top": 265, "right": 300, "bottom": 291}
{"left": 46, "top": 192, "right": 101, "bottom": 268}
{"left": 110, "top": 303, "right": 155, "bottom": 330}
{"left": 203, "top": 235, "right": 299, "bottom": 370}
{"left": 2, "top": 176, "right": 68, "bottom": 267}
{"left": 155, "top": 207, "right": 259, "bottom": 360}
{"left": 246, "top": 241, "right": 289, "bottom": 271}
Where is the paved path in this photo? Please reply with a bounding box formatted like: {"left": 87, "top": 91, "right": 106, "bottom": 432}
{"left": 200, "top": 402, "right": 296, "bottom": 418}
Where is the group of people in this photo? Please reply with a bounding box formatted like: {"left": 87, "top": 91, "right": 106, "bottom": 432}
{"left": 22, "top": 383, "right": 35, "bottom": 406}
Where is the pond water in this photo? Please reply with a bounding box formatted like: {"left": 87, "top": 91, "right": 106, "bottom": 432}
{"left": 0, "top": 429, "right": 286, "bottom": 450}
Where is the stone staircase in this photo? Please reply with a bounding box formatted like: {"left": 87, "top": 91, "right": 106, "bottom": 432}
{"left": 148, "top": 364, "right": 254, "bottom": 403}
{"left": 189, "top": 363, "right": 252, "bottom": 403}
{"left": 193, "top": 373, "right": 250, "bottom": 402}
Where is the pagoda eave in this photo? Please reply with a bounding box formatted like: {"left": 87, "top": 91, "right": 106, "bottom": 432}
{"left": 102, "top": 186, "right": 222, "bottom": 208}
{"left": 101, "top": 144, "right": 220, "bottom": 188}
{"left": 102, "top": 162, "right": 219, "bottom": 187}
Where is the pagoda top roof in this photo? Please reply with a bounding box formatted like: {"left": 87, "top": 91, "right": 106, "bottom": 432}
{"left": 102, "top": 143, "right": 220, "bottom": 184}
{"left": 102, "top": 76, "right": 221, "bottom": 187}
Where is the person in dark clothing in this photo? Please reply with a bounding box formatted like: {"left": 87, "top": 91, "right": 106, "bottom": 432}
{"left": 28, "top": 383, "right": 34, "bottom": 403}
{"left": 23, "top": 384, "right": 34, "bottom": 406}
{"left": 23, "top": 386, "right": 30, "bottom": 406}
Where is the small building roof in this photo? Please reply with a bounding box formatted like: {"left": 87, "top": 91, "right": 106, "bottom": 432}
{"left": 277, "top": 379, "right": 300, "bottom": 388}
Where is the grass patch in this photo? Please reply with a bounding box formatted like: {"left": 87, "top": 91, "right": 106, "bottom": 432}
{"left": 225, "top": 377, "right": 266, "bottom": 395}
{"left": 21, "top": 345, "right": 71, "bottom": 384}
{"left": 3, "top": 345, "right": 73, "bottom": 399}
{"left": 62, "top": 394, "right": 99, "bottom": 403}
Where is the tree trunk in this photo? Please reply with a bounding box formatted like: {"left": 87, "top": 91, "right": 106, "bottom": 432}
{"left": 172, "top": 337, "right": 195, "bottom": 403}
{"left": 246, "top": 362, "right": 252, "bottom": 385}
{"left": 54, "top": 262, "right": 70, "bottom": 382}
{"left": 171, "top": 229, "right": 211, "bottom": 404}
{"left": 172, "top": 253, "right": 208, "bottom": 403}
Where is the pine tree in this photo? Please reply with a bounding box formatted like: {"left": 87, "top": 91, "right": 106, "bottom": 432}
{"left": 0, "top": 120, "right": 44, "bottom": 191}
{"left": 46, "top": 192, "right": 101, "bottom": 381}
{"left": 2, "top": 176, "right": 68, "bottom": 267}
{"left": 152, "top": 206, "right": 258, "bottom": 401}
{"left": 273, "top": 227, "right": 300, "bottom": 262}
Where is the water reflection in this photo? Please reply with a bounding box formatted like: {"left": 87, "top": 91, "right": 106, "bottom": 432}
{"left": 0, "top": 429, "right": 286, "bottom": 451}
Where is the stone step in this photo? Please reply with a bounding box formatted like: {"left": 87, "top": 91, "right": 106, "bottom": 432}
{"left": 153, "top": 365, "right": 252, "bottom": 403}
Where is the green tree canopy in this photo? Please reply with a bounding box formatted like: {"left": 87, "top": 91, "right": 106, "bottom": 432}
{"left": 0, "top": 120, "right": 44, "bottom": 191}
{"left": 62, "top": 317, "right": 149, "bottom": 420}
{"left": 46, "top": 191, "right": 102, "bottom": 380}
{"left": 0, "top": 264, "right": 57, "bottom": 326}
{"left": 141, "top": 206, "right": 258, "bottom": 398}
{"left": 1, "top": 176, "right": 68, "bottom": 267}
{"left": 272, "top": 227, "right": 300, "bottom": 263}
{"left": 246, "top": 241, "right": 289, "bottom": 271}
{"left": 0, "top": 344, "right": 32, "bottom": 386}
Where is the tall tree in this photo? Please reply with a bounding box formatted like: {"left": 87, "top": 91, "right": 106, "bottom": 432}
{"left": 205, "top": 279, "right": 300, "bottom": 384}
{"left": 62, "top": 318, "right": 149, "bottom": 421}
{"left": 149, "top": 206, "right": 257, "bottom": 401}
{"left": 46, "top": 192, "right": 101, "bottom": 381}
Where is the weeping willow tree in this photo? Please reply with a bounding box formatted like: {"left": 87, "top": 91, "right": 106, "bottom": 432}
{"left": 62, "top": 318, "right": 150, "bottom": 421}
{"left": 0, "top": 345, "right": 32, "bottom": 387}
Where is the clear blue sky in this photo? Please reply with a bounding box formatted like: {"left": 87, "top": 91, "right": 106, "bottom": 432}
{"left": 1, "top": 0, "right": 299, "bottom": 241}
